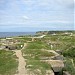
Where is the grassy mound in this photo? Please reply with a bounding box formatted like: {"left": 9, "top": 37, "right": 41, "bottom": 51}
{"left": 0, "top": 50, "right": 18, "bottom": 75}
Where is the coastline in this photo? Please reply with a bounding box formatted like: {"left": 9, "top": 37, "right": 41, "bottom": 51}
{"left": 0, "top": 32, "right": 36, "bottom": 38}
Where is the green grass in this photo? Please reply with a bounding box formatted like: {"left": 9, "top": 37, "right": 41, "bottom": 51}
{"left": 73, "top": 58, "right": 75, "bottom": 66}
{"left": 16, "top": 43, "right": 24, "bottom": 50}
{"left": 0, "top": 50, "right": 18, "bottom": 75}
{"left": 26, "top": 59, "right": 51, "bottom": 75}
{"left": 0, "top": 43, "right": 2, "bottom": 46}
{"left": 23, "top": 49, "right": 54, "bottom": 60}
{"left": 21, "top": 31, "right": 75, "bottom": 75}
{"left": 26, "top": 59, "right": 51, "bottom": 70}
{"left": 14, "top": 37, "right": 32, "bottom": 43}
{"left": 22, "top": 40, "right": 54, "bottom": 74}
{"left": 64, "top": 58, "right": 75, "bottom": 75}
{"left": 26, "top": 40, "right": 51, "bottom": 50}
{"left": 62, "top": 43, "right": 75, "bottom": 57}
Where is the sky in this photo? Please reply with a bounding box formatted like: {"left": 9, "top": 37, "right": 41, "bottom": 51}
{"left": 0, "top": 0, "right": 74, "bottom": 32}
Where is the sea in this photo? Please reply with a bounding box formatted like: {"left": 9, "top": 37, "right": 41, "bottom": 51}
{"left": 0, "top": 32, "right": 36, "bottom": 38}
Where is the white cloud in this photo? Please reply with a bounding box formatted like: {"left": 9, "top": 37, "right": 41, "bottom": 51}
{"left": 0, "top": 0, "right": 73, "bottom": 27}
{"left": 0, "top": 15, "right": 29, "bottom": 24}
{"left": 22, "top": 16, "right": 29, "bottom": 20}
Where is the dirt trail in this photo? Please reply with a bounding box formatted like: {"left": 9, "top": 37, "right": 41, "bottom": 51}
{"left": 14, "top": 50, "right": 27, "bottom": 75}
{"left": 14, "top": 43, "right": 27, "bottom": 75}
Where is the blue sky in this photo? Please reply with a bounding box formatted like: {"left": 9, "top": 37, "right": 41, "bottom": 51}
{"left": 0, "top": 0, "right": 74, "bottom": 32}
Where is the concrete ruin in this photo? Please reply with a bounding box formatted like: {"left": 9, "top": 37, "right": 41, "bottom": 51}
{"left": 41, "top": 60, "right": 64, "bottom": 75}
{"left": 5, "top": 45, "right": 17, "bottom": 50}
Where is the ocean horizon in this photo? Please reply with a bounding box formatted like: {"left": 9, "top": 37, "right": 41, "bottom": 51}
{"left": 0, "top": 32, "right": 36, "bottom": 38}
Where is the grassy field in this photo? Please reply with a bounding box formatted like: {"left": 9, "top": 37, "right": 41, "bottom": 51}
{"left": 22, "top": 49, "right": 54, "bottom": 60}
{"left": 25, "top": 39, "right": 51, "bottom": 50}
{"left": 0, "top": 31, "right": 75, "bottom": 75}
{"left": 14, "top": 37, "right": 32, "bottom": 43}
{"left": 26, "top": 59, "right": 51, "bottom": 75}
{"left": 22, "top": 31, "right": 75, "bottom": 75}
{"left": 64, "top": 58, "right": 75, "bottom": 75}
{"left": 0, "top": 50, "right": 18, "bottom": 75}
{"left": 22, "top": 39, "right": 54, "bottom": 75}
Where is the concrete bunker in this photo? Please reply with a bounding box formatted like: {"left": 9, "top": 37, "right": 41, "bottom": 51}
{"left": 41, "top": 60, "right": 64, "bottom": 75}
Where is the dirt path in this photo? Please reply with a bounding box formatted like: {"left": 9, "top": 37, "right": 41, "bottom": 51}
{"left": 14, "top": 43, "right": 27, "bottom": 75}
{"left": 14, "top": 50, "right": 27, "bottom": 75}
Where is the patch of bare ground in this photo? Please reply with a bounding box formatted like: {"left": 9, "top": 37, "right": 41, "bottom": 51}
{"left": 14, "top": 43, "right": 28, "bottom": 75}
{"left": 14, "top": 50, "right": 27, "bottom": 75}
